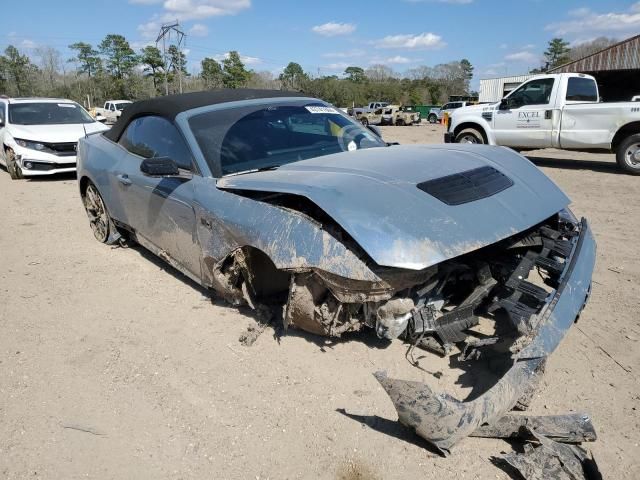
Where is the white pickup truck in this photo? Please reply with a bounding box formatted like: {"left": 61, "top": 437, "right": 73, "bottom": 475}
{"left": 94, "top": 100, "right": 132, "bottom": 124}
{"left": 349, "top": 101, "right": 389, "bottom": 117}
{"left": 445, "top": 73, "right": 640, "bottom": 174}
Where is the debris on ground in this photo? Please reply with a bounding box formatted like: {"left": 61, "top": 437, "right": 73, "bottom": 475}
{"left": 238, "top": 305, "right": 273, "bottom": 346}
{"left": 498, "top": 428, "right": 602, "bottom": 480}
{"left": 470, "top": 413, "right": 597, "bottom": 443}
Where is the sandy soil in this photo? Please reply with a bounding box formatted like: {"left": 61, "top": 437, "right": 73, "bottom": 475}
{"left": 1, "top": 124, "right": 639, "bottom": 479}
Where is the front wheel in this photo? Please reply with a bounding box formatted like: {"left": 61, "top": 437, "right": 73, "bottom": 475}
{"left": 83, "top": 183, "right": 112, "bottom": 243}
{"left": 396, "top": 118, "right": 405, "bottom": 126}
{"left": 428, "top": 114, "right": 438, "bottom": 124}
{"left": 360, "top": 118, "right": 369, "bottom": 127}
{"left": 616, "top": 134, "right": 640, "bottom": 175}
{"left": 454, "top": 128, "right": 484, "bottom": 144}
{"left": 6, "top": 149, "right": 23, "bottom": 180}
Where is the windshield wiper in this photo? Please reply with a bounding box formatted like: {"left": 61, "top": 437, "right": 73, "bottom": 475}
{"left": 223, "top": 164, "right": 280, "bottom": 177}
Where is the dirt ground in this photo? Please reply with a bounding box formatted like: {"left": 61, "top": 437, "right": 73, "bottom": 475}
{"left": 1, "top": 123, "right": 639, "bottom": 479}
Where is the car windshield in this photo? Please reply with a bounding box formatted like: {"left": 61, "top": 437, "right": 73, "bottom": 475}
{"left": 188, "top": 101, "right": 387, "bottom": 176}
{"left": 9, "top": 102, "right": 95, "bottom": 125}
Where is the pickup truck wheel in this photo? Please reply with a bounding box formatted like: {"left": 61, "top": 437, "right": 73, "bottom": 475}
{"left": 428, "top": 114, "right": 438, "bottom": 124}
{"left": 360, "top": 118, "right": 369, "bottom": 127}
{"left": 455, "top": 128, "right": 484, "bottom": 144}
{"left": 396, "top": 118, "right": 405, "bottom": 126}
{"left": 83, "top": 183, "right": 112, "bottom": 243}
{"left": 616, "top": 134, "right": 640, "bottom": 175}
{"left": 6, "top": 149, "right": 23, "bottom": 180}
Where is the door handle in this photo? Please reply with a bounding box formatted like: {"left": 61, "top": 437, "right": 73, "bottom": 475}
{"left": 116, "top": 174, "right": 132, "bottom": 186}
{"left": 544, "top": 110, "right": 552, "bottom": 120}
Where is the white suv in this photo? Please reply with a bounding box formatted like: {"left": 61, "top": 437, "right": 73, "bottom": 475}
{"left": 0, "top": 97, "right": 109, "bottom": 179}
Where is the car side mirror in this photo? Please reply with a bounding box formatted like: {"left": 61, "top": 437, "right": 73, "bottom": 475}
{"left": 140, "top": 157, "right": 180, "bottom": 177}
{"left": 499, "top": 98, "right": 511, "bottom": 110}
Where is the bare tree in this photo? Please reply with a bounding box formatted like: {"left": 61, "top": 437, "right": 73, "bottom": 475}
{"left": 35, "top": 46, "right": 61, "bottom": 90}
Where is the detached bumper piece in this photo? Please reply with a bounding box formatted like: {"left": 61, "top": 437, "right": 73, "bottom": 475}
{"left": 500, "top": 428, "right": 602, "bottom": 480}
{"left": 375, "top": 218, "right": 596, "bottom": 454}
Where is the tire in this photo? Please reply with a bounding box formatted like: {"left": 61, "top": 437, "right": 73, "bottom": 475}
{"left": 6, "top": 149, "right": 23, "bottom": 180}
{"left": 616, "top": 133, "right": 640, "bottom": 175}
{"left": 396, "top": 118, "right": 405, "bottom": 126}
{"left": 454, "top": 128, "right": 484, "bottom": 144}
{"left": 428, "top": 114, "right": 438, "bottom": 124}
{"left": 82, "top": 182, "right": 112, "bottom": 243}
{"left": 360, "top": 118, "right": 369, "bottom": 127}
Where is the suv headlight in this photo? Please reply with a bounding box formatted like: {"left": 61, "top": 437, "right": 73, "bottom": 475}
{"left": 15, "top": 138, "right": 47, "bottom": 151}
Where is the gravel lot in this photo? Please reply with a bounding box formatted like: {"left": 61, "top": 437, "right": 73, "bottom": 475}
{"left": 1, "top": 123, "right": 639, "bottom": 479}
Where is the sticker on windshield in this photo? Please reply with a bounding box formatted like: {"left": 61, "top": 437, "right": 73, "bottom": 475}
{"left": 305, "top": 106, "right": 339, "bottom": 114}
{"left": 58, "top": 104, "right": 77, "bottom": 108}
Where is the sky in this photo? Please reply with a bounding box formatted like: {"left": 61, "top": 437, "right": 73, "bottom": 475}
{"left": 1, "top": 0, "right": 639, "bottom": 89}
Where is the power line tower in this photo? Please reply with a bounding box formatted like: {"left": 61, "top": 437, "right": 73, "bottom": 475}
{"left": 156, "top": 21, "right": 186, "bottom": 95}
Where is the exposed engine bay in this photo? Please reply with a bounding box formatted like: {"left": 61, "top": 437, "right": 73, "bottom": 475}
{"left": 280, "top": 211, "right": 578, "bottom": 357}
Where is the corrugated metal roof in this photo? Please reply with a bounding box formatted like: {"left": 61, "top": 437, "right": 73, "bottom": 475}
{"left": 550, "top": 34, "right": 640, "bottom": 73}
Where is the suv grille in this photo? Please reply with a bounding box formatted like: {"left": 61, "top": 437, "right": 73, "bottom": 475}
{"left": 417, "top": 166, "right": 514, "bottom": 206}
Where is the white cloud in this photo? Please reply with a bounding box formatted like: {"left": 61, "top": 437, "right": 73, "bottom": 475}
{"left": 405, "top": 0, "right": 472, "bottom": 4}
{"left": 189, "top": 23, "right": 209, "bottom": 36}
{"left": 311, "top": 22, "right": 356, "bottom": 36}
{"left": 370, "top": 55, "right": 414, "bottom": 64}
{"left": 136, "top": 0, "right": 251, "bottom": 33}
{"left": 323, "top": 62, "right": 350, "bottom": 70}
{"left": 20, "top": 39, "right": 38, "bottom": 49}
{"left": 505, "top": 51, "right": 539, "bottom": 63}
{"left": 521, "top": 43, "right": 535, "bottom": 50}
{"left": 213, "top": 51, "right": 261, "bottom": 65}
{"left": 568, "top": 7, "right": 591, "bottom": 17}
{"left": 163, "top": 0, "right": 251, "bottom": 21}
{"left": 547, "top": 2, "right": 640, "bottom": 36}
{"left": 138, "top": 20, "right": 161, "bottom": 39}
{"left": 480, "top": 62, "right": 506, "bottom": 76}
{"left": 374, "top": 32, "right": 445, "bottom": 50}
{"left": 499, "top": 43, "right": 508, "bottom": 49}
{"left": 130, "top": 40, "right": 156, "bottom": 50}
{"left": 322, "top": 49, "right": 365, "bottom": 58}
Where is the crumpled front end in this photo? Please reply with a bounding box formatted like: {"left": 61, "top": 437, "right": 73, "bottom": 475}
{"left": 374, "top": 214, "right": 596, "bottom": 453}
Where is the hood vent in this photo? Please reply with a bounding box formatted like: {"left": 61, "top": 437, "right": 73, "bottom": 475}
{"left": 417, "top": 166, "right": 514, "bottom": 206}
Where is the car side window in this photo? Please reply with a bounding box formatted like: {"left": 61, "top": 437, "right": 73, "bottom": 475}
{"left": 118, "top": 116, "right": 193, "bottom": 170}
{"left": 0, "top": 102, "right": 5, "bottom": 124}
{"left": 509, "top": 78, "right": 555, "bottom": 107}
{"left": 566, "top": 77, "right": 598, "bottom": 102}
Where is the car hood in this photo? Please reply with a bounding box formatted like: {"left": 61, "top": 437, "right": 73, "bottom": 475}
{"left": 8, "top": 122, "right": 109, "bottom": 143}
{"left": 217, "top": 144, "right": 570, "bottom": 270}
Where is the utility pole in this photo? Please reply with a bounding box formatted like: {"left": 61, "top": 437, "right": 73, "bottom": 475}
{"left": 156, "top": 21, "right": 186, "bottom": 95}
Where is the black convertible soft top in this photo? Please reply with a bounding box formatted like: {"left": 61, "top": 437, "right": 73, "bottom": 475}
{"left": 104, "top": 89, "right": 310, "bottom": 141}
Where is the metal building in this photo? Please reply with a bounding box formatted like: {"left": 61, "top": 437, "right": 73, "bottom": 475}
{"left": 478, "top": 75, "right": 535, "bottom": 103}
{"left": 549, "top": 34, "right": 640, "bottom": 102}
{"left": 479, "top": 34, "right": 640, "bottom": 103}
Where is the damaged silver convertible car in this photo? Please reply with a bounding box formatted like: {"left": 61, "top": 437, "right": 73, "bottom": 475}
{"left": 78, "top": 90, "right": 595, "bottom": 449}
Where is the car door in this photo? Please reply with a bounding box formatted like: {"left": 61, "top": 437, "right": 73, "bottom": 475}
{"left": 114, "top": 115, "right": 201, "bottom": 278}
{"left": 493, "top": 77, "right": 557, "bottom": 148}
{"left": 0, "top": 101, "right": 6, "bottom": 166}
